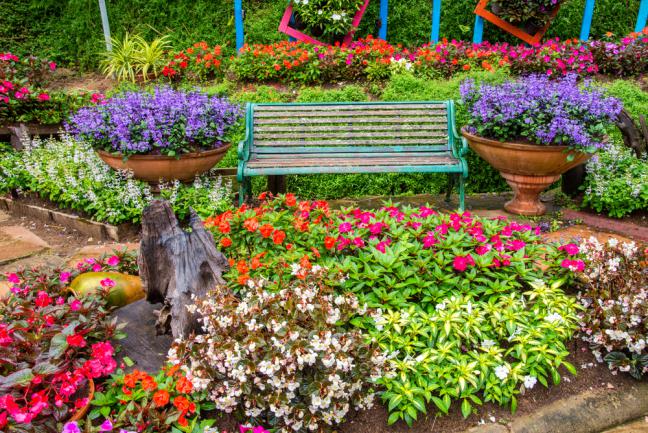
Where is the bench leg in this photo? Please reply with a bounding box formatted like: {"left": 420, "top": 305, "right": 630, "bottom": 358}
{"left": 239, "top": 177, "right": 251, "bottom": 206}
{"left": 267, "top": 175, "right": 286, "bottom": 195}
{"left": 445, "top": 174, "right": 455, "bottom": 203}
{"left": 459, "top": 175, "right": 466, "bottom": 212}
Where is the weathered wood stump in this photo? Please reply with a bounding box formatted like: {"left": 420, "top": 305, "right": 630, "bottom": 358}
{"left": 138, "top": 200, "right": 229, "bottom": 339}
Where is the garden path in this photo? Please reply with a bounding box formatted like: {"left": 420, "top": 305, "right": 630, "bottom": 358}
{"left": 603, "top": 418, "right": 648, "bottom": 433}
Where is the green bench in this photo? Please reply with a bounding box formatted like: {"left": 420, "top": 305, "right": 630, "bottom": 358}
{"left": 237, "top": 101, "right": 469, "bottom": 210}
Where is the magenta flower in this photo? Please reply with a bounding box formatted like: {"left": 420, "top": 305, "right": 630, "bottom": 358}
{"left": 106, "top": 255, "right": 120, "bottom": 266}
{"left": 70, "top": 299, "right": 82, "bottom": 311}
{"left": 100, "top": 419, "right": 113, "bottom": 431}
{"left": 422, "top": 232, "right": 437, "bottom": 249}
{"left": 62, "top": 422, "right": 81, "bottom": 433}
{"left": 560, "top": 259, "right": 585, "bottom": 272}
{"left": 6, "top": 273, "right": 19, "bottom": 284}
{"left": 352, "top": 237, "right": 365, "bottom": 248}
{"left": 92, "top": 264, "right": 102, "bottom": 272}
{"left": 338, "top": 222, "right": 353, "bottom": 233}
{"left": 100, "top": 278, "right": 115, "bottom": 288}
{"left": 506, "top": 239, "right": 526, "bottom": 251}
{"left": 476, "top": 245, "right": 492, "bottom": 256}
{"left": 558, "top": 243, "right": 580, "bottom": 256}
{"left": 59, "top": 272, "right": 71, "bottom": 283}
{"left": 453, "top": 255, "right": 475, "bottom": 272}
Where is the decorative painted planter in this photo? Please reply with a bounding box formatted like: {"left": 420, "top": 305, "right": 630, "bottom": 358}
{"left": 68, "top": 379, "right": 94, "bottom": 422}
{"left": 462, "top": 128, "right": 591, "bottom": 216}
{"left": 96, "top": 143, "right": 231, "bottom": 183}
{"left": 474, "top": 0, "right": 561, "bottom": 45}
{"left": 279, "top": 0, "right": 370, "bottom": 46}
{"left": 70, "top": 272, "right": 145, "bottom": 308}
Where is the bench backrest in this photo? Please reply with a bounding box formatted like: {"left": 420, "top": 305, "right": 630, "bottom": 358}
{"left": 245, "top": 101, "right": 456, "bottom": 157}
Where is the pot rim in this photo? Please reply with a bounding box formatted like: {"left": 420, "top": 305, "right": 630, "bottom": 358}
{"left": 68, "top": 378, "right": 94, "bottom": 422}
{"left": 460, "top": 127, "right": 587, "bottom": 154}
{"left": 96, "top": 142, "right": 231, "bottom": 161}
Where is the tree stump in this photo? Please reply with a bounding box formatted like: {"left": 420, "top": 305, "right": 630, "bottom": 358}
{"left": 138, "top": 200, "right": 229, "bottom": 339}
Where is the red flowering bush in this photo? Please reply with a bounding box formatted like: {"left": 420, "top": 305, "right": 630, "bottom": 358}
{"left": 88, "top": 365, "right": 215, "bottom": 432}
{"left": 162, "top": 41, "right": 226, "bottom": 82}
{"left": 0, "top": 52, "right": 56, "bottom": 88}
{"left": 0, "top": 250, "right": 135, "bottom": 430}
{"left": 589, "top": 29, "right": 648, "bottom": 76}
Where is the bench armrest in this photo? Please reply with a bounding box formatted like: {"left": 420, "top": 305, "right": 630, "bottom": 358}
{"left": 237, "top": 103, "right": 253, "bottom": 163}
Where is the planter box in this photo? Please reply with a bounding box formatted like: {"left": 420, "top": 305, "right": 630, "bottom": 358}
{"left": 279, "top": 0, "right": 370, "bottom": 46}
{"left": 0, "top": 122, "right": 63, "bottom": 148}
{"left": 474, "top": 0, "right": 561, "bottom": 45}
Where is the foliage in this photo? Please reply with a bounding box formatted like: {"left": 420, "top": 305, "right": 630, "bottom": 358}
{"left": 204, "top": 194, "right": 584, "bottom": 423}
{"left": 100, "top": 32, "right": 172, "bottom": 82}
{"left": 65, "top": 87, "right": 242, "bottom": 156}
{"left": 0, "top": 135, "right": 232, "bottom": 225}
{"left": 163, "top": 42, "right": 226, "bottom": 82}
{"left": 491, "top": 0, "right": 563, "bottom": 28}
{"left": 0, "top": 51, "right": 56, "bottom": 88}
{"left": 576, "top": 236, "right": 648, "bottom": 379}
{"left": 293, "top": 0, "right": 365, "bottom": 41}
{"left": 460, "top": 74, "right": 622, "bottom": 152}
{"left": 87, "top": 366, "right": 215, "bottom": 432}
{"left": 170, "top": 265, "right": 387, "bottom": 432}
{"left": 582, "top": 145, "right": 648, "bottom": 217}
{"left": 589, "top": 29, "right": 648, "bottom": 76}
{"left": 0, "top": 256, "right": 132, "bottom": 430}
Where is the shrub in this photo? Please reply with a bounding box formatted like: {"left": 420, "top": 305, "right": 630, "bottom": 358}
{"left": 460, "top": 74, "right": 622, "bottom": 152}
{"left": 582, "top": 145, "right": 648, "bottom": 217}
{"left": 163, "top": 41, "right": 226, "bottom": 82}
{"left": 169, "top": 265, "right": 387, "bottom": 432}
{"left": 577, "top": 236, "right": 648, "bottom": 379}
{"left": 293, "top": 0, "right": 365, "bottom": 41}
{"left": 100, "top": 33, "right": 172, "bottom": 82}
{"left": 0, "top": 254, "right": 134, "bottom": 429}
{"left": 490, "top": 0, "right": 564, "bottom": 28}
{"left": 0, "top": 135, "right": 232, "bottom": 225}
{"left": 589, "top": 29, "right": 648, "bottom": 77}
{"left": 65, "top": 87, "right": 242, "bottom": 157}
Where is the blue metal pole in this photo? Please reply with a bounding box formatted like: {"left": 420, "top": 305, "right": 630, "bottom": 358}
{"left": 636, "top": 0, "right": 648, "bottom": 32}
{"left": 379, "top": 0, "right": 388, "bottom": 40}
{"left": 431, "top": 0, "right": 441, "bottom": 43}
{"left": 580, "top": 0, "right": 595, "bottom": 41}
{"left": 235, "top": 0, "right": 244, "bottom": 52}
{"left": 473, "top": 15, "right": 484, "bottom": 44}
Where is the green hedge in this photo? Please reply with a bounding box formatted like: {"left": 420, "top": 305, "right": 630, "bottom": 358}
{"left": 1, "top": 0, "right": 642, "bottom": 69}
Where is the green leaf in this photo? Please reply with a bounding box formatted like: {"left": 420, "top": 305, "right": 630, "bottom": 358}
{"left": 0, "top": 368, "right": 34, "bottom": 391}
{"left": 387, "top": 411, "right": 401, "bottom": 425}
{"left": 461, "top": 399, "right": 472, "bottom": 418}
{"left": 33, "top": 362, "right": 59, "bottom": 375}
{"left": 123, "top": 356, "right": 135, "bottom": 367}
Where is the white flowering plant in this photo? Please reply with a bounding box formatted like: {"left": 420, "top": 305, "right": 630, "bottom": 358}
{"left": 577, "top": 236, "right": 648, "bottom": 379}
{"left": 0, "top": 135, "right": 232, "bottom": 225}
{"left": 169, "top": 264, "right": 388, "bottom": 432}
{"left": 368, "top": 280, "right": 580, "bottom": 425}
{"left": 292, "top": 0, "right": 364, "bottom": 41}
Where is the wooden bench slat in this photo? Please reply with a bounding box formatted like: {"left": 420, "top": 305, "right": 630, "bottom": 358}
{"left": 253, "top": 145, "right": 450, "bottom": 154}
{"left": 247, "top": 155, "right": 458, "bottom": 168}
{"left": 254, "top": 103, "right": 447, "bottom": 111}
{"left": 254, "top": 138, "right": 448, "bottom": 146}
{"left": 254, "top": 109, "right": 447, "bottom": 118}
{"left": 254, "top": 117, "right": 448, "bottom": 125}
{"left": 254, "top": 124, "right": 449, "bottom": 133}
{"left": 252, "top": 151, "right": 451, "bottom": 159}
{"left": 254, "top": 131, "right": 448, "bottom": 140}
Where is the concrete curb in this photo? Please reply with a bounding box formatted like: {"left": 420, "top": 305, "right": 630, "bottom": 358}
{"left": 465, "top": 382, "right": 648, "bottom": 433}
{"left": 563, "top": 209, "right": 648, "bottom": 243}
{"left": 0, "top": 197, "right": 137, "bottom": 242}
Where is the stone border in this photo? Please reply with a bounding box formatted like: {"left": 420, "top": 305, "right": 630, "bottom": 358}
{"left": 0, "top": 197, "right": 137, "bottom": 242}
{"left": 464, "top": 381, "right": 648, "bottom": 433}
{"left": 563, "top": 209, "right": 648, "bottom": 243}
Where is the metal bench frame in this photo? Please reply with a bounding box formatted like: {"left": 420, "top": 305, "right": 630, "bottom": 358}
{"left": 237, "top": 101, "right": 469, "bottom": 210}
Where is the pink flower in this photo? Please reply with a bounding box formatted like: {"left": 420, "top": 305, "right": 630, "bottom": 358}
{"left": 100, "top": 278, "right": 115, "bottom": 288}
{"left": 560, "top": 259, "right": 585, "bottom": 272}
{"left": 48, "top": 61, "right": 57, "bottom": 71}
{"left": 35, "top": 291, "right": 52, "bottom": 308}
{"left": 37, "top": 93, "right": 50, "bottom": 101}
{"left": 90, "top": 93, "right": 105, "bottom": 104}
{"left": 558, "top": 243, "right": 579, "bottom": 256}
{"left": 506, "top": 239, "right": 526, "bottom": 251}
{"left": 59, "top": 272, "right": 71, "bottom": 283}
{"left": 106, "top": 255, "right": 120, "bottom": 266}
{"left": 476, "top": 245, "right": 492, "bottom": 256}
{"left": 352, "top": 237, "right": 365, "bottom": 248}
{"left": 375, "top": 240, "right": 390, "bottom": 253}
{"left": 336, "top": 236, "right": 351, "bottom": 251}
{"left": 6, "top": 273, "right": 19, "bottom": 284}
{"left": 69, "top": 299, "right": 82, "bottom": 311}
{"left": 453, "top": 255, "right": 475, "bottom": 272}
{"left": 422, "top": 232, "right": 437, "bottom": 249}
{"left": 338, "top": 222, "right": 353, "bottom": 233}
{"left": 92, "top": 264, "right": 102, "bottom": 272}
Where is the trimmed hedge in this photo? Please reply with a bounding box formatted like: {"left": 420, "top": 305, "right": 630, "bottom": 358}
{"left": 0, "top": 0, "right": 642, "bottom": 69}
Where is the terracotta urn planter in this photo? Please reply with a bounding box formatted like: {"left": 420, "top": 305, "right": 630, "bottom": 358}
{"left": 461, "top": 128, "right": 591, "bottom": 216}
{"left": 97, "top": 144, "right": 231, "bottom": 183}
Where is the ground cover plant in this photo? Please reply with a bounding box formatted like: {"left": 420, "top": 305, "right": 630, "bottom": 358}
{"left": 0, "top": 251, "right": 136, "bottom": 430}
{"left": 0, "top": 135, "right": 232, "bottom": 225}
{"left": 576, "top": 236, "right": 648, "bottom": 379}
{"left": 203, "top": 194, "right": 585, "bottom": 426}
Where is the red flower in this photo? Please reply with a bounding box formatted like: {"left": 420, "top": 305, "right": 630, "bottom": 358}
{"left": 153, "top": 389, "right": 170, "bottom": 407}
{"left": 34, "top": 291, "right": 52, "bottom": 308}
{"left": 176, "top": 376, "right": 193, "bottom": 393}
{"left": 37, "top": 93, "right": 50, "bottom": 101}
{"left": 243, "top": 218, "right": 259, "bottom": 232}
{"left": 324, "top": 236, "right": 336, "bottom": 250}
{"left": 285, "top": 193, "right": 297, "bottom": 207}
{"left": 259, "top": 224, "right": 274, "bottom": 238}
{"left": 66, "top": 334, "right": 86, "bottom": 348}
{"left": 272, "top": 230, "right": 286, "bottom": 245}
{"left": 141, "top": 376, "right": 158, "bottom": 391}
{"left": 221, "top": 238, "right": 232, "bottom": 247}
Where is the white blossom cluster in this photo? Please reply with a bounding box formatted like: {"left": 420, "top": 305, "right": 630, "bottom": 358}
{"left": 577, "top": 236, "right": 648, "bottom": 375}
{"left": 0, "top": 134, "right": 231, "bottom": 224}
{"left": 169, "top": 265, "right": 389, "bottom": 433}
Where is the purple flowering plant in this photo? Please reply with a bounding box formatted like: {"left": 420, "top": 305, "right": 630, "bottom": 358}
{"left": 460, "top": 74, "right": 622, "bottom": 153}
{"left": 65, "top": 87, "right": 242, "bottom": 157}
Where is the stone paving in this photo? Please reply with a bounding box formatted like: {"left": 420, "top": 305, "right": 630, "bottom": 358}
{"left": 604, "top": 418, "right": 648, "bottom": 433}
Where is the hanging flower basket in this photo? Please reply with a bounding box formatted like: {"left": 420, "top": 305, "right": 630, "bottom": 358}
{"left": 279, "top": 0, "right": 370, "bottom": 46}
{"left": 474, "top": 0, "right": 562, "bottom": 45}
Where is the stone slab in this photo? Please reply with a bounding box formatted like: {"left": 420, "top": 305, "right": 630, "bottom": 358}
{"left": 0, "top": 225, "right": 50, "bottom": 264}
{"left": 563, "top": 209, "right": 648, "bottom": 243}
{"left": 66, "top": 242, "right": 139, "bottom": 267}
{"left": 604, "top": 418, "right": 648, "bottom": 433}
{"left": 544, "top": 224, "right": 635, "bottom": 245}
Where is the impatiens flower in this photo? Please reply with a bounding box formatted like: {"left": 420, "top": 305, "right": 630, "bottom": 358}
{"left": 506, "top": 239, "right": 526, "bottom": 251}
{"left": 176, "top": 376, "right": 193, "bottom": 393}
{"left": 422, "top": 232, "right": 437, "bottom": 249}
{"left": 559, "top": 243, "right": 580, "bottom": 255}
{"left": 6, "top": 273, "right": 19, "bottom": 284}
{"left": 324, "top": 236, "right": 336, "bottom": 250}
{"left": 453, "top": 255, "right": 475, "bottom": 272}
{"left": 66, "top": 334, "right": 86, "bottom": 348}
{"left": 48, "top": 61, "right": 57, "bottom": 71}
{"left": 106, "top": 255, "right": 120, "bottom": 266}
{"left": 352, "top": 237, "right": 365, "bottom": 248}
{"left": 100, "top": 278, "right": 115, "bottom": 288}
{"left": 259, "top": 224, "right": 274, "bottom": 238}
{"left": 37, "top": 93, "right": 50, "bottom": 101}
{"left": 272, "top": 230, "right": 286, "bottom": 245}
{"left": 243, "top": 218, "right": 259, "bottom": 232}
{"left": 560, "top": 259, "right": 585, "bottom": 272}
{"left": 62, "top": 422, "right": 81, "bottom": 433}
{"left": 285, "top": 193, "right": 297, "bottom": 207}
{"left": 523, "top": 375, "right": 537, "bottom": 389}
{"left": 153, "top": 389, "right": 170, "bottom": 407}
{"left": 35, "top": 291, "right": 52, "bottom": 308}
{"left": 476, "top": 244, "right": 492, "bottom": 256}
{"left": 100, "top": 419, "right": 113, "bottom": 431}
{"left": 59, "top": 272, "right": 71, "bottom": 283}
{"left": 338, "top": 222, "right": 352, "bottom": 233}
{"left": 494, "top": 364, "right": 510, "bottom": 380}
{"left": 221, "top": 237, "right": 233, "bottom": 247}
{"left": 69, "top": 299, "right": 82, "bottom": 311}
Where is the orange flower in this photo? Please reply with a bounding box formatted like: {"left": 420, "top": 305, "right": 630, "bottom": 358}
{"left": 300, "top": 255, "right": 312, "bottom": 270}
{"left": 176, "top": 377, "right": 193, "bottom": 394}
{"left": 243, "top": 218, "right": 259, "bottom": 232}
{"left": 123, "top": 373, "right": 138, "bottom": 388}
{"left": 153, "top": 389, "right": 170, "bottom": 407}
{"left": 259, "top": 224, "right": 274, "bottom": 238}
{"left": 141, "top": 376, "right": 158, "bottom": 391}
{"left": 463, "top": 64, "right": 471, "bottom": 71}
{"left": 272, "top": 230, "right": 286, "bottom": 245}
{"left": 311, "top": 247, "right": 321, "bottom": 258}
{"left": 324, "top": 236, "right": 336, "bottom": 250}
{"left": 166, "top": 364, "right": 181, "bottom": 377}
{"left": 218, "top": 221, "right": 231, "bottom": 234}
{"left": 238, "top": 274, "right": 250, "bottom": 286}
{"left": 285, "top": 193, "right": 297, "bottom": 207}
{"left": 178, "top": 415, "right": 188, "bottom": 427}
{"left": 221, "top": 238, "right": 232, "bottom": 247}
{"left": 236, "top": 260, "right": 249, "bottom": 274}
{"left": 173, "top": 395, "right": 194, "bottom": 413}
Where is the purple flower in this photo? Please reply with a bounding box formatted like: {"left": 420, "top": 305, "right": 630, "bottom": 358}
{"left": 100, "top": 419, "right": 113, "bottom": 431}
{"left": 62, "top": 422, "right": 81, "bottom": 433}
{"left": 66, "top": 87, "right": 242, "bottom": 156}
